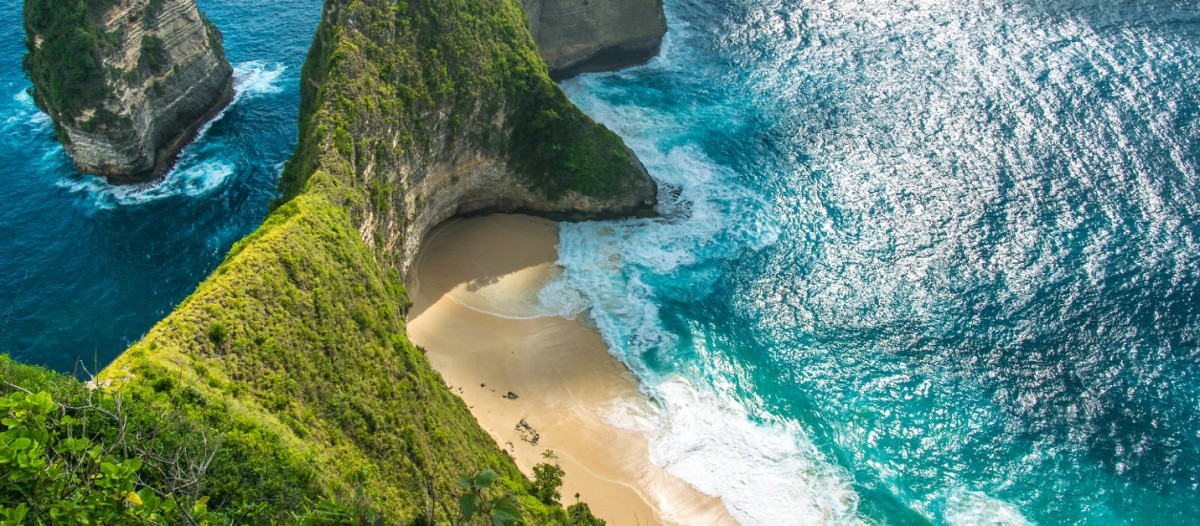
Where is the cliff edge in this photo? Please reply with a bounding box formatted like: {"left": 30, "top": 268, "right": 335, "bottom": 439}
{"left": 23, "top": 0, "right": 233, "bottom": 182}
{"left": 279, "top": 0, "right": 658, "bottom": 273}
{"left": 523, "top": 0, "right": 667, "bottom": 79}
{"left": 87, "top": 0, "right": 657, "bottom": 521}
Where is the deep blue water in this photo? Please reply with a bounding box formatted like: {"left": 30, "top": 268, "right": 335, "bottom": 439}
{"left": 0, "top": 0, "right": 322, "bottom": 372}
{"left": 3, "top": 0, "right": 1199, "bottom": 524}
{"left": 556, "top": 0, "right": 1200, "bottom": 524}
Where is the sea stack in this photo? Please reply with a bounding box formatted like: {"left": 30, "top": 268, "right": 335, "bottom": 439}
{"left": 523, "top": 0, "right": 667, "bottom": 80}
{"left": 23, "top": 0, "right": 233, "bottom": 182}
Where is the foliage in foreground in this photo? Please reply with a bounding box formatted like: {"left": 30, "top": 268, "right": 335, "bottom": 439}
{"left": 0, "top": 356, "right": 354, "bottom": 524}
{"left": 1, "top": 358, "right": 605, "bottom": 525}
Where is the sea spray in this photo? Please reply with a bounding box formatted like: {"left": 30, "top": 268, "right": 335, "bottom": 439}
{"left": 53, "top": 62, "right": 288, "bottom": 210}
{"left": 547, "top": 69, "right": 865, "bottom": 522}
{"left": 546, "top": 0, "right": 1200, "bottom": 522}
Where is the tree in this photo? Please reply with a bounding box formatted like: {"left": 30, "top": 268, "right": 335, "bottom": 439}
{"left": 531, "top": 451, "right": 565, "bottom": 506}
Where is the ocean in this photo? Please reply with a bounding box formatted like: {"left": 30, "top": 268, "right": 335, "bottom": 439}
{"left": 0, "top": 0, "right": 322, "bottom": 372}
{"left": 3, "top": 0, "right": 1199, "bottom": 524}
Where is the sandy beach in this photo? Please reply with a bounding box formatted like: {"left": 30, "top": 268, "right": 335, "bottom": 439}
{"left": 406, "top": 214, "right": 736, "bottom": 526}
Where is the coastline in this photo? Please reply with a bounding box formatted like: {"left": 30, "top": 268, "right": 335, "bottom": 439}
{"left": 407, "top": 214, "right": 736, "bottom": 526}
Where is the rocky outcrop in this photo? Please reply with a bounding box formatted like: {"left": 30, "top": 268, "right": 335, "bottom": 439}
{"left": 91, "top": 0, "right": 658, "bottom": 519}
{"left": 24, "top": 0, "right": 233, "bottom": 182}
{"left": 523, "top": 0, "right": 667, "bottom": 80}
{"left": 280, "top": 0, "right": 657, "bottom": 274}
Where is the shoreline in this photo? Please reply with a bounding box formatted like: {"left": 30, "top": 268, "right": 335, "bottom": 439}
{"left": 406, "top": 214, "right": 736, "bottom": 526}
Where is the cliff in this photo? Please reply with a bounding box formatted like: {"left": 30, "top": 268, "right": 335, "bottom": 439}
{"left": 278, "top": 0, "right": 657, "bottom": 273}
{"left": 53, "top": 0, "right": 656, "bottom": 521}
{"left": 23, "top": 0, "right": 233, "bottom": 182}
{"left": 523, "top": 0, "right": 667, "bottom": 80}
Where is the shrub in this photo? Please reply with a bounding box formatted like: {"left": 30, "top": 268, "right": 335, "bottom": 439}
{"left": 139, "top": 34, "right": 170, "bottom": 74}
{"left": 0, "top": 389, "right": 210, "bottom": 524}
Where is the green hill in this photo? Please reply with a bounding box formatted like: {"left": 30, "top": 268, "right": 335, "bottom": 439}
{"left": 2, "top": 0, "right": 655, "bottom": 522}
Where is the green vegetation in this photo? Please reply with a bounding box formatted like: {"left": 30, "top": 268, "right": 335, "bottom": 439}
{"left": 0, "top": 356, "right": 347, "bottom": 524}
{"left": 456, "top": 470, "right": 521, "bottom": 526}
{"left": 532, "top": 452, "right": 566, "bottom": 506}
{"left": 144, "top": 0, "right": 165, "bottom": 26}
{"left": 9, "top": 0, "right": 647, "bottom": 522}
{"left": 22, "top": 0, "right": 116, "bottom": 122}
{"left": 139, "top": 35, "right": 169, "bottom": 75}
{"left": 278, "top": 0, "right": 648, "bottom": 259}
{"left": 0, "top": 389, "right": 205, "bottom": 524}
{"left": 4, "top": 348, "right": 607, "bottom": 524}
{"left": 101, "top": 190, "right": 553, "bottom": 522}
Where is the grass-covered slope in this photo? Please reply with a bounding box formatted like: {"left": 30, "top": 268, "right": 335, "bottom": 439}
{"left": 100, "top": 190, "right": 548, "bottom": 522}
{"left": 7, "top": 0, "right": 655, "bottom": 522}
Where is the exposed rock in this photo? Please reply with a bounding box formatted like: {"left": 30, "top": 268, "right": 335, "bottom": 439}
{"left": 523, "top": 0, "right": 667, "bottom": 79}
{"left": 515, "top": 418, "right": 540, "bottom": 445}
{"left": 24, "top": 0, "right": 233, "bottom": 182}
{"left": 96, "top": 0, "right": 657, "bottom": 517}
{"left": 280, "top": 0, "right": 658, "bottom": 275}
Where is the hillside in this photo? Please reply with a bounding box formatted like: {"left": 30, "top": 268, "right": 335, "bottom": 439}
{"left": 3, "top": 0, "right": 656, "bottom": 523}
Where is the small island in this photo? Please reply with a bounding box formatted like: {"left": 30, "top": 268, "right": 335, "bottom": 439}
{"left": 23, "top": 0, "right": 233, "bottom": 182}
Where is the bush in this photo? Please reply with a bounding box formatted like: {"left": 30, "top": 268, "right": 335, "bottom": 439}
{"left": 139, "top": 34, "right": 170, "bottom": 74}
{"left": 22, "top": 0, "right": 112, "bottom": 120}
{"left": 208, "top": 322, "right": 229, "bottom": 346}
{"left": 0, "top": 389, "right": 210, "bottom": 524}
{"left": 532, "top": 452, "right": 566, "bottom": 506}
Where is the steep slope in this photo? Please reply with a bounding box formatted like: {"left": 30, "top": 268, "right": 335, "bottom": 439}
{"left": 87, "top": 0, "right": 657, "bottom": 522}
{"left": 279, "top": 0, "right": 657, "bottom": 272}
{"left": 523, "top": 0, "right": 667, "bottom": 79}
{"left": 23, "top": 0, "right": 232, "bottom": 182}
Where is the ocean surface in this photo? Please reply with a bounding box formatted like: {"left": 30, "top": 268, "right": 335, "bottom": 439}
{"left": 2, "top": 0, "right": 1198, "bottom": 524}
{"left": 0, "top": 0, "right": 322, "bottom": 372}
{"left": 552, "top": 0, "right": 1200, "bottom": 524}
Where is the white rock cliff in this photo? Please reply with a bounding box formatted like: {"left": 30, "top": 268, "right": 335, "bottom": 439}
{"left": 25, "top": 0, "right": 232, "bottom": 182}
{"left": 523, "top": 0, "right": 667, "bottom": 79}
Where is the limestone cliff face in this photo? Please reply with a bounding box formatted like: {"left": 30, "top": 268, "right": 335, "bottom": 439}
{"left": 523, "top": 0, "right": 666, "bottom": 79}
{"left": 281, "top": 0, "right": 657, "bottom": 274}
{"left": 24, "top": 0, "right": 233, "bottom": 182}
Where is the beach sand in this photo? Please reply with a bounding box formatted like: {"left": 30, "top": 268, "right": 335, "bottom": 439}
{"left": 407, "top": 214, "right": 736, "bottom": 526}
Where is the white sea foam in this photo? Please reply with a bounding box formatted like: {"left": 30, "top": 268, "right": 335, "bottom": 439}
{"left": 646, "top": 376, "right": 863, "bottom": 525}
{"left": 232, "top": 61, "right": 287, "bottom": 100}
{"left": 541, "top": 75, "right": 870, "bottom": 523}
{"left": 56, "top": 158, "right": 234, "bottom": 210}
{"left": 549, "top": 17, "right": 1062, "bottom": 526}
{"left": 46, "top": 62, "right": 285, "bottom": 209}
{"left": 6, "top": 89, "right": 52, "bottom": 131}
{"left": 191, "top": 61, "right": 287, "bottom": 142}
{"left": 939, "top": 489, "right": 1035, "bottom": 526}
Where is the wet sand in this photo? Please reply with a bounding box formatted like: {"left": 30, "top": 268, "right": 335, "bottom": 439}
{"left": 407, "top": 214, "right": 736, "bottom": 526}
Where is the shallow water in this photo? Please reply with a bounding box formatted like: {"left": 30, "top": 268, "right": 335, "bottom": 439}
{"left": 552, "top": 0, "right": 1200, "bottom": 523}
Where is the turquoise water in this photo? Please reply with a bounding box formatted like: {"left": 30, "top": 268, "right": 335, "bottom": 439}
{"left": 3, "top": 0, "right": 1200, "bottom": 524}
{"left": 0, "top": 0, "right": 322, "bottom": 372}
{"left": 555, "top": 0, "right": 1200, "bottom": 523}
